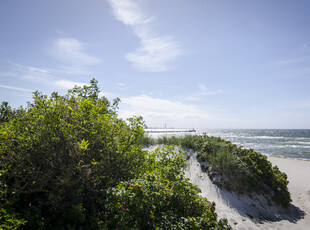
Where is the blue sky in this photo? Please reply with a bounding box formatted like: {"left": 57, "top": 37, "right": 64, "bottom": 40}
{"left": 1, "top": 0, "right": 310, "bottom": 129}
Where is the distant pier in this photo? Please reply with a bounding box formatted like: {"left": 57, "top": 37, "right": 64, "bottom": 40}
{"left": 145, "top": 128, "right": 196, "bottom": 133}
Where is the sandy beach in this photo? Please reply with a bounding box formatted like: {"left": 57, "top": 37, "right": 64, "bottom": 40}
{"left": 185, "top": 153, "right": 310, "bottom": 230}
{"left": 263, "top": 157, "right": 310, "bottom": 230}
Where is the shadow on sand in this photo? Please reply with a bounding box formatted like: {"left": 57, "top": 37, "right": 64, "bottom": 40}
{"left": 184, "top": 152, "right": 305, "bottom": 224}
{"left": 217, "top": 186, "right": 305, "bottom": 224}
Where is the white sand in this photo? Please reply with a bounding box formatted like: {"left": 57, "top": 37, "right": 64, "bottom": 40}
{"left": 264, "top": 157, "right": 310, "bottom": 230}
{"left": 184, "top": 153, "right": 310, "bottom": 230}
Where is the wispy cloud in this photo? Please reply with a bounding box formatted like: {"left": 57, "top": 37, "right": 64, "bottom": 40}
{"left": 3, "top": 61, "right": 90, "bottom": 90}
{"left": 99, "top": 91, "right": 114, "bottom": 98}
{"left": 275, "top": 55, "right": 310, "bottom": 78}
{"left": 108, "top": 0, "right": 153, "bottom": 26}
{"left": 3, "top": 38, "right": 101, "bottom": 90}
{"left": 300, "top": 43, "right": 310, "bottom": 54}
{"left": 4, "top": 61, "right": 52, "bottom": 82}
{"left": 49, "top": 38, "right": 100, "bottom": 74}
{"left": 55, "top": 80, "right": 115, "bottom": 97}
{"left": 54, "top": 79, "right": 89, "bottom": 89}
{"left": 126, "top": 36, "right": 181, "bottom": 72}
{"left": 119, "top": 95, "right": 215, "bottom": 128}
{"left": 275, "top": 55, "right": 310, "bottom": 66}
{"left": 184, "top": 84, "right": 222, "bottom": 101}
{"left": 198, "top": 83, "right": 222, "bottom": 95}
{"left": 0, "top": 84, "right": 33, "bottom": 92}
{"left": 289, "top": 98, "right": 310, "bottom": 108}
{"left": 108, "top": 0, "right": 182, "bottom": 72}
{"left": 279, "top": 67, "right": 310, "bottom": 78}
{"left": 116, "top": 82, "right": 128, "bottom": 91}
{"left": 198, "top": 84, "right": 207, "bottom": 91}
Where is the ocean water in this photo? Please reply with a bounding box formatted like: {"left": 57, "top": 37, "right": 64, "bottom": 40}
{"left": 146, "top": 129, "right": 310, "bottom": 160}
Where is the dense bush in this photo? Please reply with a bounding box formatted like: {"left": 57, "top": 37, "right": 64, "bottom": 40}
{"left": 104, "top": 147, "right": 231, "bottom": 229}
{"left": 0, "top": 79, "right": 230, "bottom": 229}
{"left": 0, "top": 79, "right": 145, "bottom": 229}
{"left": 143, "top": 134, "right": 291, "bottom": 207}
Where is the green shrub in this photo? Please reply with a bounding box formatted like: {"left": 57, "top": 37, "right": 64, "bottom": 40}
{"left": 271, "top": 166, "right": 291, "bottom": 207}
{"left": 208, "top": 148, "right": 254, "bottom": 192}
{"left": 141, "top": 135, "right": 157, "bottom": 147}
{"left": 0, "top": 79, "right": 145, "bottom": 229}
{"left": 104, "top": 147, "right": 231, "bottom": 229}
{"left": 0, "top": 209, "right": 27, "bottom": 230}
{"left": 0, "top": 168, "right": 27, "bottom": 230}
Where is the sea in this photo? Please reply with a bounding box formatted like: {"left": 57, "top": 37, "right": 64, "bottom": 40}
{"left": 145, "top": 129, "right": 310, "bottom": 160}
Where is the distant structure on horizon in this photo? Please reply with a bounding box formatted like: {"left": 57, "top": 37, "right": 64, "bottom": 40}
{"left": 145, "top": 128, "right": 196, "bottom": 133}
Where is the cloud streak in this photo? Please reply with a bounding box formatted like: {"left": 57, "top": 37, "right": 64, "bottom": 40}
{"left": 108, "top": 0, "right": 182, "bottom": 72}
{"left": 49, "top": 38, "right": 100, "bottom": 74}
{"left": 4, "top": 61, "right": 52, "bottom": 82}
{"left": 184, "top": 84, "right": 223, "bottom": 101}
{"left": 0, "top": 84, "right": 33, "bottom": 92}
{"left": 275, "top": 56, "right": 310, "bottom": 66}
{"left": 275, "top": 55, "right": 310, "bottom": 78}
{"left": 3, "top": 61, "right": 90, "bottom": 90}
{"left": 108, "top": 0, "right": 153, "bottom": 26}
{"left": 280, "top": 67, "right": 310, "bottom": 78}
{"left": 52, "top": 38, "right": 100, "bottom": 66}
{"left": 54, "top": 79, "right": 89, "bottom": 89}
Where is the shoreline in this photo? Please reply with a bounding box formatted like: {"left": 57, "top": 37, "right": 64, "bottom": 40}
{"left": 267, "top": 154, "right": 310, "bottom": 162}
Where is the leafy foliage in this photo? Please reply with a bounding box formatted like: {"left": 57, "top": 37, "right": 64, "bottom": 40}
{"left": 0, "top": 79, "right": 230, "bottom": 229}
{"left": 0, "top": 79, "right": 145, "bottom": 229}
{"left": 104, "top": 147, "right": 231, "bottom": 229}
{"left": 0, "top": 170, "right": 27, "bottom": 230}
{"left": 143, "top": 134, "right": 292, "bottom": 207}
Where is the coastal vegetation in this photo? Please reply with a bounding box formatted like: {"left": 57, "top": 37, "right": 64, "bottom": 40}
{"left": 142, "top": 135, "right": 291, "bottom": 208}
{"left": 0, "top": 79, "right": 231, "bottom": 229}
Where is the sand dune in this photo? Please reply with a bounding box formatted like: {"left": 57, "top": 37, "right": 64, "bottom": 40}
{"left": 185, "top": 153, "right": 310, "bottom": 230}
